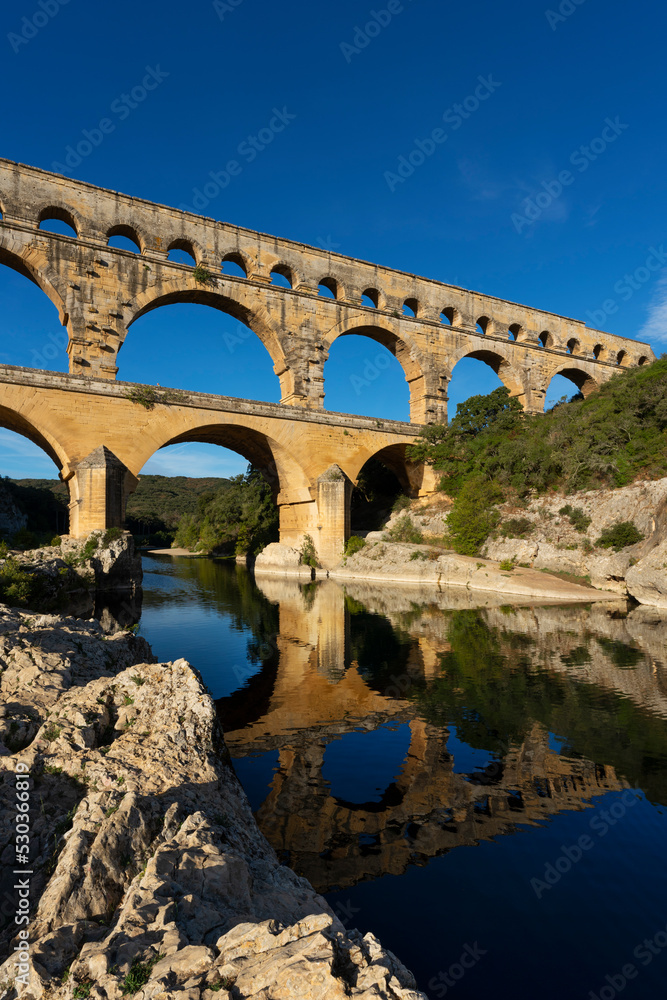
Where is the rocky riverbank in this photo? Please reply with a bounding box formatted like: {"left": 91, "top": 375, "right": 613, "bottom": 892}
{"left": 0, "top": 607, "right": 427, "bottom": 1000}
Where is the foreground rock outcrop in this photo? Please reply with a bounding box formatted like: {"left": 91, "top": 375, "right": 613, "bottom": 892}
{"left": 0, "top": 608, "right": 426, "bottom": 1000}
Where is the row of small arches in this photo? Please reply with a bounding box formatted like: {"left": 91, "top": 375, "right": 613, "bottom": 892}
{"left": 7, "top": 207, "right": 651, "bottom": 367}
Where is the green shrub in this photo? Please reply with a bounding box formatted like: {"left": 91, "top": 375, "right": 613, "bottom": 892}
{"left": 101, "top": 527, "right": 123, "bottom": 546}
{"left": 388, "top": 515, "right": 423, "bottom": 544}
{"left": 78, "top": 536, "right": 99, "bottom": 562}
{"left": 596, "top": 522, "right": 645, "bottom": 551}
{"left": 11, "top": 528, "right": 38, "bottom": 551}
{"left": 410, "top": 550, "right": 429, "bottom": 561}
{"left": 121, "top": 954, "right": 163, "bottom": 996}
{"left": 500, "top": 517, "right": 533, "bottom": 539}
{"left": 0, "top": 540, "right": 7, "bottom": 558}
{"left": 344, "top": 535, "right": 366, "bottom": 557}
{"left": 391, "top": 494, "right": 412, "bottom": 513}
{"left": 300, "top": 534, "right": 319, "bottom": 568}
{"left": 499, "top": 558, "right": 516, "bottom": 572}
{"left": 50, "top": 535, "right": 62, "bottom": 547}
{"left": 445, "top": 478, "right": 503, "bottom": 556}
{"left": 559, "top": 505, "right": 592, "bottom": 533}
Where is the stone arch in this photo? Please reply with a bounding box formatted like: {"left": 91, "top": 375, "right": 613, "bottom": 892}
{"left": 221, "top": 250, "right": 251, "bottom": 277}
{"left": 318, "top": 276, "right": 340, "bottom": 300}
{"left": 449, "top": 345, "right": 526, "bottom": 401}
{"left": 346, "top": 442, "right": 426, "bottom": 497}
{"left": 37, "top": 204, "right": 81, "bottom": 237}
{"left": 107, "top": 224, "right": 144, "bottom": 254}
{"left": 323, "top": 318, "right": 428, "bottom": 422}
{"left": 0, "top": 239, "right": 70, "bottom": 332}
{"left": 269, "top": 263, "right": 296, "bottom": 289}
{"left": 548, "top": 365, "right": 599, "bottom": 399}
{"left": 166, "top": 238, "right": 198, "bottom": 264}
{"left": 136, "top": 419, "right": 313, "bottom": 507}
{"left": 0, "top": 401, "right": 70, "bottom": 474}
{"left": 127, "top": 283, "right": 289, "bottom": 392}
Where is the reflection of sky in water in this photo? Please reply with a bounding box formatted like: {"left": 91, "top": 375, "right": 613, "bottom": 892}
{"left": 137, "top": 556, "right": 667, "bottom": 1000}
{"left": 322, "top": 724, "right": 413, "bottom": 804}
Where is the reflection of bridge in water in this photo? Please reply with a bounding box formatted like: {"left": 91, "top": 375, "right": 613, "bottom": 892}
{"left": 218, "top": 578, "right": 667, "bottom": 892}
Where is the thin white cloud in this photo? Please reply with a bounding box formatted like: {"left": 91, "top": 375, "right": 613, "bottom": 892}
{"left": 141, "top": 443, "right": 247, "bottom": 478}
{"left": 639, "top": 272, "right": 667, "bottom": 345}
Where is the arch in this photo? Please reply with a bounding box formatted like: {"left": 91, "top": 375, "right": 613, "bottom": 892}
{"left": 127, "top": 283, "right": 289, "bottom": 387}
{"left": 107, "top": 224, "right": 143, "bottom": 254}
{"left": 449, "top": 346, "right": 526, "bottom": 400}
{"left": 166, "top": 239, "right": 197, "bottom": 266}
{"left": 616, "top": 349, "right": 627, "bottom": 366}
{"left": 135, "top": 419, "right": 312, "bottom": 505}
{"left": 0, "top": 401, "right": 70, "bottom": 474}
{"left": 566, "top": 338, "right": 580, "bottom": 355}
{"left": 549, "top": 366, "right": 599, "bottom": 400}
{"left": 221, "top": 252, "right": 249, "bottom": 278}
{"left": 361, "top": 288, "right": 380, "bottom": 309}
{"left": 476, "top": 315, "right": 491, "bottom": 336}
{"left": 323, "top": 318, "right": 425, "bottom": 392}
{"left": 508, "top": 323, "right": 522, "bottom": 341}
{"left": 593, "top": 343, "right": 603, "bottom": 359}
{"left": 539, "top": 330, "right": 553, "bottom": 348}
{"left": 403, "top": 298, "right": 419, "bottom": 318}
{"left": 347, "top": 443, "right": 422, "bottom": 499}
{"left": 38, "top": 206, "right": 79, "bottom": 238}
{"left": 318, "top": 277, "right": 339, "bottom": 300}
{"left": 0, "top": 242, "right": 69, "bottom": 333}
{"left": 270, "top": 264, "right": 294, "bottom": 289}
{"left": 441, "top": 306, "right": 459, "bottom": 326}
{"left": 638, "top": 355, "right": 649, "bottom": 366}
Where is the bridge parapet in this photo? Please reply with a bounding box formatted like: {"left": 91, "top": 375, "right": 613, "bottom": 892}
{"left": 0, "top": 158, "right": 655, "bottom": 422}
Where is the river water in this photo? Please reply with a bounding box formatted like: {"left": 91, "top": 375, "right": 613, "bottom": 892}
{"left": 136, "top": 554, "right": 667, "bottom": 999}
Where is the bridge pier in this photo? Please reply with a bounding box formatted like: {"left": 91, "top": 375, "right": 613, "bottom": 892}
{"left": 67, "top": 446, "right": 137, "bottom": 538}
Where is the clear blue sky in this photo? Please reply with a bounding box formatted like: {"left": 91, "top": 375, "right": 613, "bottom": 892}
{"left": 1, "top": 0, "right": 666, "bottom": 480}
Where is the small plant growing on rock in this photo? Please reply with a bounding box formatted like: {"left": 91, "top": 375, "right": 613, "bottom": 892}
{"left": 392, "top": 494, "right": 412, "bottom": 514}
{"left": 410, "top": 550, "right": 428, "bottom": 561}
{"left": 102, "top": 527, "right": 123, "bottom": 546}
{"left": 123, "top": 386, "right": 188, "bottom": 410}
{"left": 300, "top": 534, "right": 319, "bottom": 568}
{"left": 388, "top": 515, "right": 423, "bottom": 544}
{"left": 499, "top": 558, "right": 516, "bottom": 572}
{"left": 73, "top": 980, "right": 93, "bottom": 998}
{"left": 596, "top": 521, "right": 645, "bottom": 551}
{"left": 50, "top": 535, "right": 62, "bottom": 547}
{"left": 193, "top": 264, "right": 214, "bottom": 285}
{"left": 559, "top": 505, "right": 592, "bottom": 533}
{"left": 500, "top": 517, "right": 533, "bottom": 539}
{"left": 42, "top": 723, "right": 62, "bottom": 742}
{"left": 120, "top": 954, "right": 164, "bottom": 996}
{"left": 344, "top": 535, "right": 366, "bottom": 558}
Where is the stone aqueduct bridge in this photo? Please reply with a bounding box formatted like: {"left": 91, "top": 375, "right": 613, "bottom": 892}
{"left": 0, "top": 158, "right": 655, "bottom": 560}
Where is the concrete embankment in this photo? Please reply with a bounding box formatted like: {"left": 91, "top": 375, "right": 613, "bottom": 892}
{"left": 0, "top": 607, "right": 426, "bottom": 1000}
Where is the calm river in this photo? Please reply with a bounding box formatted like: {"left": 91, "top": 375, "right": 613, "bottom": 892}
{"left": 136, "top": 554, "right": 667, "bottom": 999}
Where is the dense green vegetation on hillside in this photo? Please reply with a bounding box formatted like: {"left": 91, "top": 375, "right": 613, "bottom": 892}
{"left": 408, "top": 358, "right": 667, "bottom": 554}
{"left": 409, "top": 358, "right": 667, "bottom": 497}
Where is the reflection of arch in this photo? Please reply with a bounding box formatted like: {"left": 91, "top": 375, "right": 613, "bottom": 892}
{"left": 128, "top": 285, "right": 287, "bottom": 387}
{"left": 450, "top": 347, "right": 525, "bottom": 399}
{"left": 549, "top": 366, "right": 598, "bottom": 398}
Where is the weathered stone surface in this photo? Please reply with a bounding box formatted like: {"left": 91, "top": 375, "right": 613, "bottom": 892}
{"left": 254, "top": 543, "right": 314, "bottom": 580}
{"left": 0, "top": 481, "right": 27, "bottom": 537}
{"left": 483, "top": 478, "right": 667, "bottom": 599}
{"left": 331, "top": 540, "right": 614, "bottom": 602}
{"left": 626, "top": 539, "right": 667, "bottom": 609}
{"left": 0, "top": 607, "right": 426, "bottom": 1000}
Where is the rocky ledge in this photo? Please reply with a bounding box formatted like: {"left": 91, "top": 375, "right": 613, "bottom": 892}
{"left": 0, "top": 608, "right": 426, "bottom": 1000}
